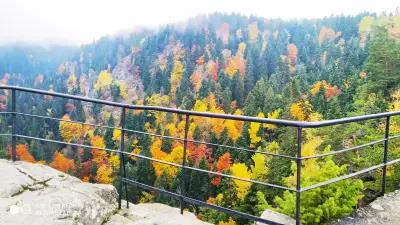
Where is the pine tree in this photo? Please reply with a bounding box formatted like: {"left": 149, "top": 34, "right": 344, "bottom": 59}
{"left": 364, "top": 26, "right": 400, "bottom": 93}
{"left": 105, "top": 116, "right": 115, "bottom": 149}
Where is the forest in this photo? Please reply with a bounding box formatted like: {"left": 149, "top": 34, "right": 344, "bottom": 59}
{"left": 1, "top": 11, "right": 400, "bottom": 225}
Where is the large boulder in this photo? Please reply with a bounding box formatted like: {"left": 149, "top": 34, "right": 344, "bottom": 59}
{"left": 0, "top": 160, "right": 212, "bottom": 225}
{"left": 0, "top": 159, "right": 118, "bottom": 225}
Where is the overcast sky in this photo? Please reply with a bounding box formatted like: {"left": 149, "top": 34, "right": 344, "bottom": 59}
{"left": 0, "top": 0, "right": 399, "bottom": 45}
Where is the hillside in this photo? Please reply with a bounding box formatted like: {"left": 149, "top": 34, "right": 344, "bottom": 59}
{"left": 1, "top": 12, "right": 400, "bottom": 225}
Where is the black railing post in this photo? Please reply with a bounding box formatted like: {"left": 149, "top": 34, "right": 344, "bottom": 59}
{"left": 296, "top": 127, "right": 302, "bottom": 225}
{"left": 180, "top": 114, "right": 190, "bottom": 214}
{"left": 118, "top": 107, "right": 129, "bottom": 209}
{"left": 381, "top": 116, "right": 390, "bottom": 195}
{"left": 11, "top": 88, "right": 16, "bottom": 162}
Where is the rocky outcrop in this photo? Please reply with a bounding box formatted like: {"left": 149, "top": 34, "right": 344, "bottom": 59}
{"left": 0, "top": 159, "right": 118, "bottom": 225}
{"left": 333, "top": 190, "right": 400, "bottom": 225}
{"left": 111, "top": 54, "right": 144, "bottom": 102}
{"left": 0, "top": 160, "right": 211, "bottom": 225}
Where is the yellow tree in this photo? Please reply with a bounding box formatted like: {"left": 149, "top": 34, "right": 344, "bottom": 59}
{"left": 169, "top": 60, "right": 184, "bottom": 101}
{"left": 230, "top": 163, "right": 252, "bottom": 200}
{"left": 251, "top": 153, "right": 269, "bottom": 180}
{"left": 290, "top": 100, "right": 313, "bottom": 121}
{"left": 249, "top": 112, "right": 264, "bottom": 147}
{"left": 94, "top": 70, "right": 112, "bottom": 91}
{"left": 248, "top": 21, "right": 259, "bottom": 42}
{"left": 264, "top": 109, "right": 281, "bottom": 130}
{"left": 150, "top": 139, "right": 167, "bottom": 177}
{"left": 67, "top": 74, "right": 77, "bottom": 93}
{"left": 95, "top": 164, "right": 113, "bottom": 184}
{"left": 59, "top": 114, "right": 83, "bottom": 142}
{"left": 90, "top": 135, "right": 107, "bottom": 164}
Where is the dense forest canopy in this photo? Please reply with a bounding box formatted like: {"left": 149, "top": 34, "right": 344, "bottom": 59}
{"left": 1, "top": 11, "right": 400, "bottom": 225}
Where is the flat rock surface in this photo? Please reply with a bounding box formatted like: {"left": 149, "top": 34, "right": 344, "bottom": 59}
{"left": 105, "top": 201, "right": 211, "bottom": 225}
{"left": 0, "top": 160, "right": 211, "bottom": 225}
{"left": 333, "top": 190, "right": 400, "bottom": 225}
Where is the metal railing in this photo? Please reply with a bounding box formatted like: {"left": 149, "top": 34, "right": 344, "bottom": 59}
{"left": 1, "top": 85, "right": 400, "bottom": 225}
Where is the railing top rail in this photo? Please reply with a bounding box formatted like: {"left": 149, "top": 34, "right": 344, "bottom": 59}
{"left": 2, "top": 85, "right": 400, "bottom": 128}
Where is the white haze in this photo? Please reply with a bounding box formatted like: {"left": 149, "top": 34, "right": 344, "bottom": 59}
{"left": 0, "top": 0, "right": 399, "bottom": 45}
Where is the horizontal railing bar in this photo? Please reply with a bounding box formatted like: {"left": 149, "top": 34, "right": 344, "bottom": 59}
{"left": 10, "top": 111, "right": 295, "bottom": 159}
{"left": 14, "top": 112, "right": 114, "bottom": 130}
{"left": 14, "top": 134, "right": 120, "bottom": 154}
{"left": 186, "top": 138, "right": 297, "bottom": 159}
{"left": 389, "top": 134, "right": 400, "bottom": 140}
{"left": 121, "top": 178, "right": 283, "bottom": 225}
{"left": 0, "top": 85, "right": 303, "bottom": 127}
{"left": 2, "top": 85, "right": 400, "bottom": 128}
{"left": 123, "top": 127, "right": 296, "bottom": 159}
{"left": 301, "top": 158, "right": 400, "bottom": 192}
{"left": 304, "top": 113, "right": 400, "bottom": 128}
{"left": 13, "top": 133, "right": 294, "bottom": 191}
{"left": 302, "top": 138, "right": 386, "bottom": 160}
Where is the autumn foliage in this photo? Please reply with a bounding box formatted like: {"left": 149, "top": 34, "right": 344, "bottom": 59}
{"left": 211, "top": 153, "right": 232, "bottom": 186}
{"left": 310, "top": 80, "right": 341, "bottom": 100}
{"left": 50, "top": 151, "right": 76, "bottom": 173}
{"left": 287, "top": 44, "right": 298, "bottom": 66}
{"left": 59, "top": 114, "right": 83, "bottom": 142}
{"left": 10, "top": 144, "right": 36, "bottom": 163}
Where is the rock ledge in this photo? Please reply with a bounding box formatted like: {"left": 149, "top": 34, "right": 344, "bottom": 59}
{"left": 0, "top": 159, "right": 210, "bottom": 225}
{"left": 333, "top": 190, "right": 400, "bottom": 225}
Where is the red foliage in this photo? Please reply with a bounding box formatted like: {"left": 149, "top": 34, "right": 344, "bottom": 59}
{"left": 211, "top": 153, "right": 231, "bottom": 186}
{"left": 0, "top": 103, "right": 6, "bottom": 110}
{"left": 81, "top": 160, "right": 93, "bottom": 179}
{"left": 216, "top": 153, "right": 231, "bottom": 171}
{"left": 34, "top": 74, "right": 44, "bottom": 86}
{"left": 209, "top": 60, "right": 219, "bottom": 82}
{"left": 287, "top": 44, "right": 298, "bottom": 66}
{"left": 0, "top": 95, "right": 7, "bottom": 102}
{"left": 325, "top": 85, "right": 341, "bottom": 100}
{"left": 0, "top": 95, "right": 7, "bottom": 110}
{"left": 211, "top": 176, "right": 221, "bottom": 186}
{"left": 216, "top": 23, "right": 230, "bottom": 44}
{"left": 189, "top": 144, "right": 212, "bottom": 166}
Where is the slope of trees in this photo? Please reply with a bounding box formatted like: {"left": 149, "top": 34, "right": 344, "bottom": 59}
{"left": 1, "top": 11, "right": 400, "bottom": 225}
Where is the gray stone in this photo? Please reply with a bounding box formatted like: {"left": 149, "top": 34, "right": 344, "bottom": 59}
{"left": 333, "top": 190, "right": 400, "bottom": 225}
{"left": 0, "top": 160, "right": 212, "bottom": 225}
{"left": 370, "top": 203, "right": 384, "bottom": 211}
{"left": 0, "top": 159, "right": 34, "bottom": 198}
{"left": 256, "top": 209, "right": 296, "bottom": 225}
{"left": 105, "top": 202, "right": 212, "bottom": 225}
{"left": 0, "top": 159, "right": 117, "bottom": 225}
